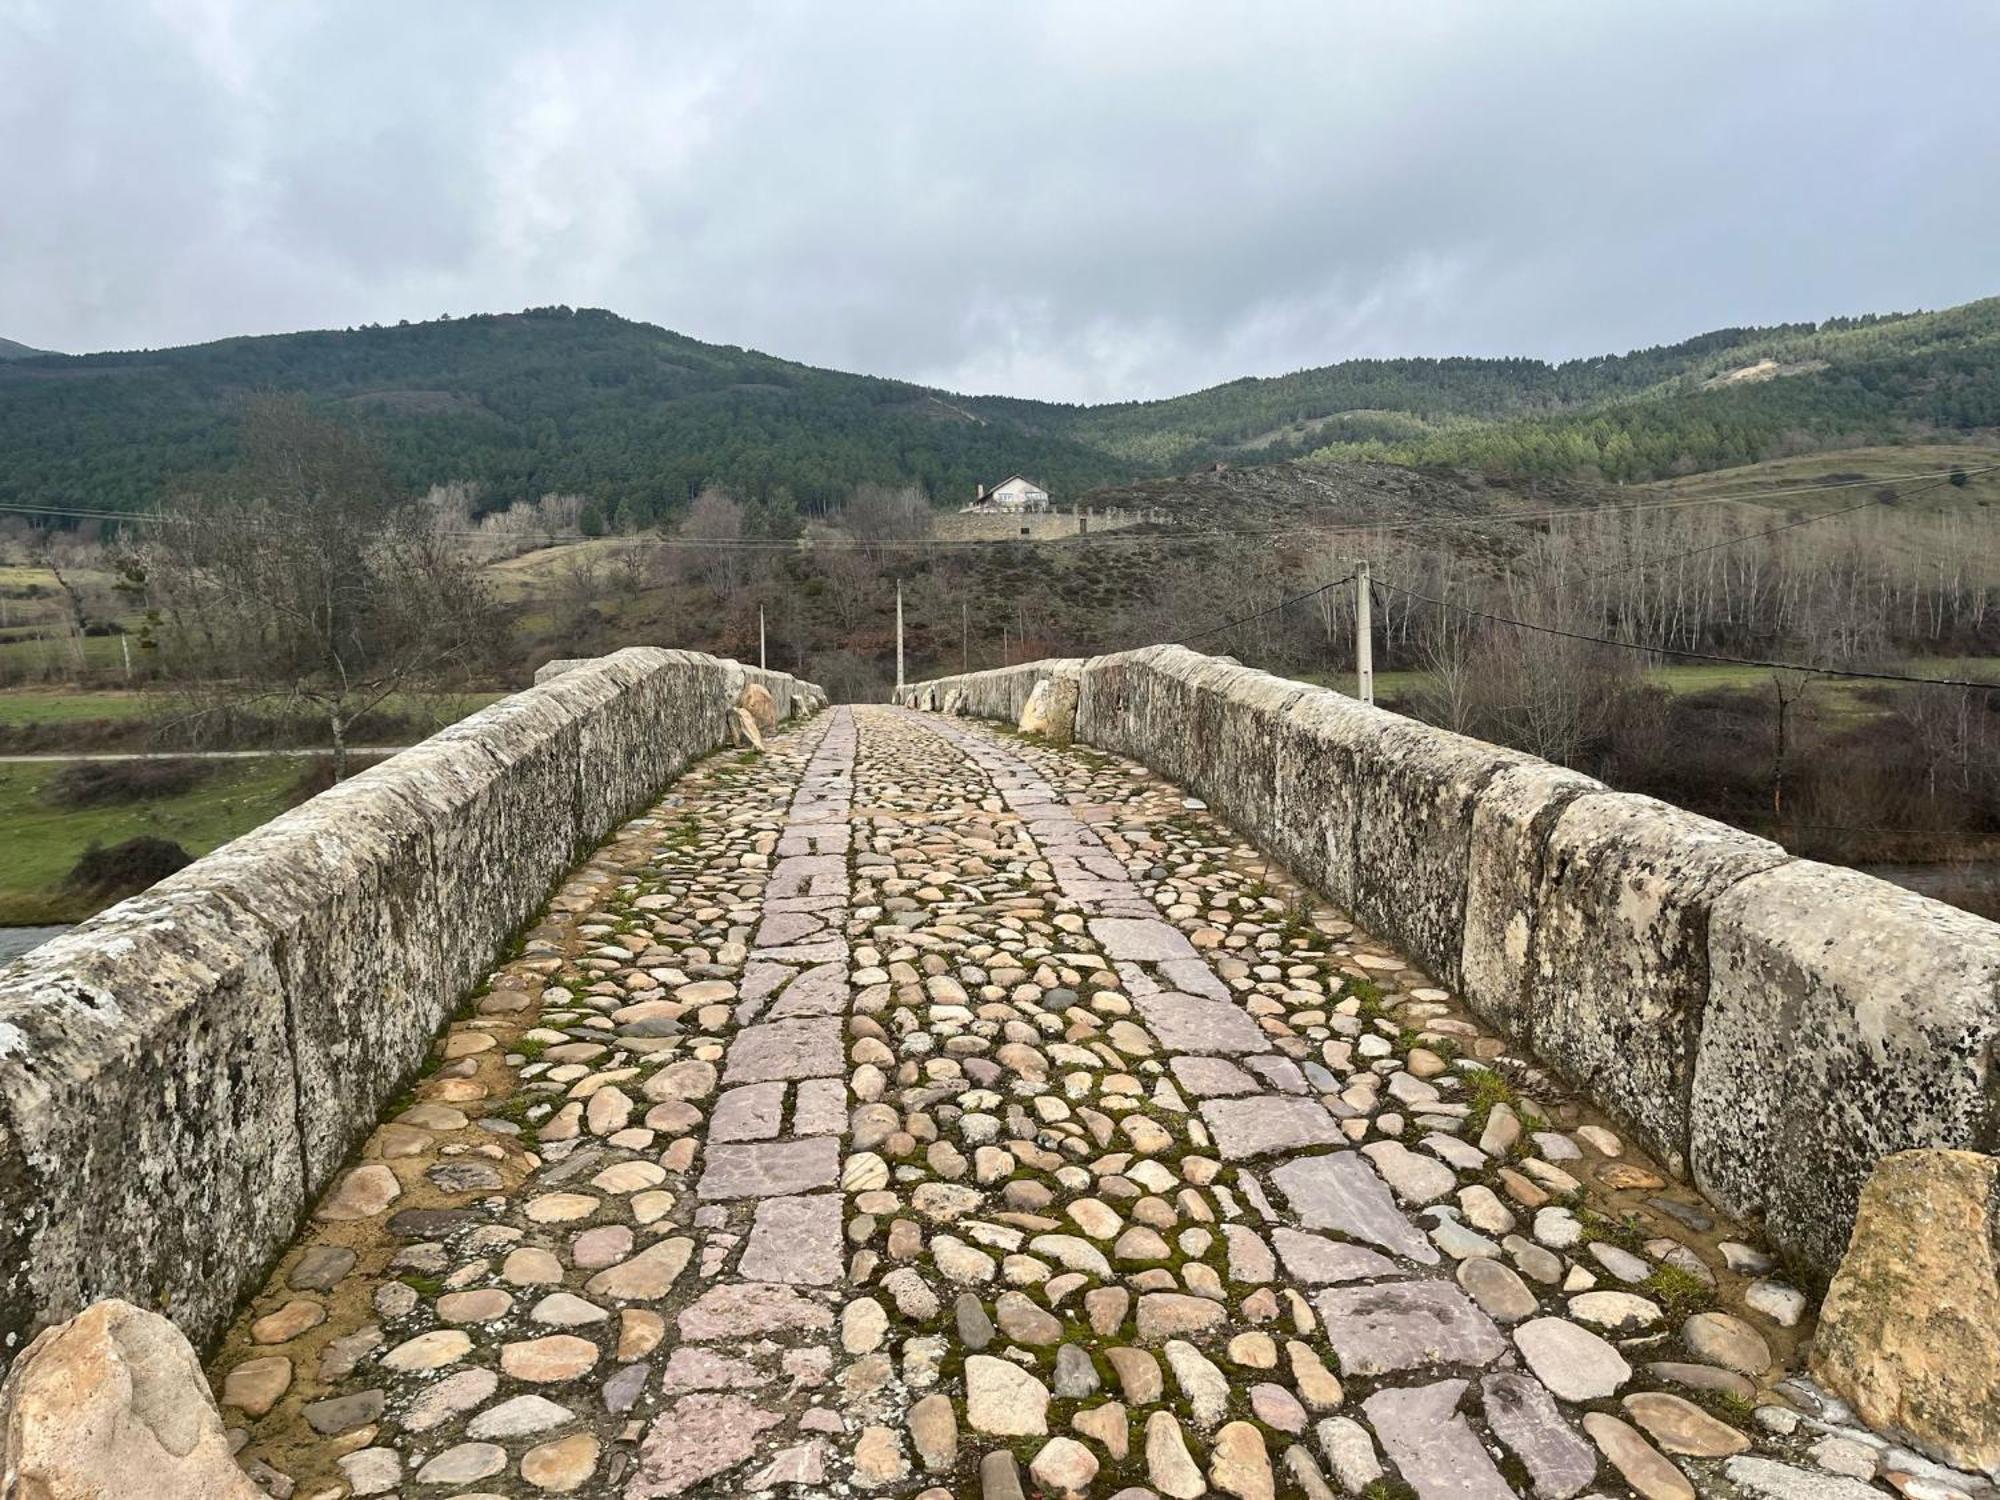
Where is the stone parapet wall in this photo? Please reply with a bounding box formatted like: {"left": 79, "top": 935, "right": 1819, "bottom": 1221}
{"left": 898, "top": 659, "right": 1082, "bottom": 724}
{"left": 535, "top": 655, "right": 826, "bottom": 723}
{"left": 0, "top": 648, "right": 822, "bottom": 1370}
{"left": 902, "top": 643, "right": 2000, "bottom": 1277}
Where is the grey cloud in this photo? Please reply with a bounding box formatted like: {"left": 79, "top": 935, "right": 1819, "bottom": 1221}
{"left": 1, "top": 0, "right": 1995, "bottom": 400}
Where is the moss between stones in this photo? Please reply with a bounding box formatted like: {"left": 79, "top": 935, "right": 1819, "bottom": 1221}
{"left": 1461, "top": 1069, "right": 1521, "bottom": 1139}
{"left": 1639, "top": 1263, "right": 1716, "bottom": 1323}
{"left": 1572, "top": 1205, "right": 1650, "bottom": 1257}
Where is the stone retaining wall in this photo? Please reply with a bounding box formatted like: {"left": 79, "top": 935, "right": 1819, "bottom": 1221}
{"left": 899, "top": 645, "right": 2000, "bottom": 1277}
{"left": 0, "top": 648, "right": 823, "bottom": 1371}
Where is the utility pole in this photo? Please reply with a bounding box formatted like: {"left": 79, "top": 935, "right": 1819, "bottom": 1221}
{"left": 758, "top": 606, "right": 766, "bottom": 671}
{"left": 961, "top": 601, "right": 969, "bottom": 672}
{"left": 1355, "top": 561, "right": 1374, "bottom": 705}
{"left": 894, "top": 579, "right": 905, "bottom": 699}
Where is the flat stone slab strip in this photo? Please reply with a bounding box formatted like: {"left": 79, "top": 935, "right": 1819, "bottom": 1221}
{"left": 1270, "top": 1227, "right": 1398, "bottom": 1284}
{"left": 721, "top": 1019, "right": 844, "bottom": 1085}
{"left": 1362, "top": 1378, "right": 1519, "bottom": 1499}
{"left": 1198, "top": 1096, "right": 1345, "bottom": 1159}
{"left": 737, "top": 1195, "right": 843, "bottom": 1285}
{"left": 1088, "top": 916, "right": 1200, "bottom": 961}
{"left": 1169, "top": 1056, "right": 1262, "bottom": 1096}
{"left": 1131, "top": 991, "right": 1270, "bottom": 1055}
{"left": 1316, "top": 1281, "right": 1509, "bottom": 1376}
{"left": 709, "top": 1083, "right": 785, "bottom": 1142}
{"left": 1269, "top": 1151, "right": 1443, "bottom": 1265}
{"left": 696, "top": 1117, "right": 841, "bottom": 1201}
{"left": 1480, "top": 1371, "right": 1599, "bottom": 1499}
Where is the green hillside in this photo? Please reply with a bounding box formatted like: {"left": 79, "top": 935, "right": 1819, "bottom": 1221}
{"left": 0, "top": 337, "right": 52, "bottom": 361}
{"left": 1297, "top": 300, "right": 2000, "bottom": 481}
{"left": 2, "top": 297, "right": 1997, "bottom": 522}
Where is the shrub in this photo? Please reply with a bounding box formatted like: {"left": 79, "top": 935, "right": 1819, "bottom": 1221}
{"left": 42, "top": 757, "right": 213, "bottom": 807}
{"left": 64, "top": 836, "right": 193, "bottom": 896}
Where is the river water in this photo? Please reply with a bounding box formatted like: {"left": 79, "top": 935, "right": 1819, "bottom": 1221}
{"left": 0, "top": 925, "right": 69, "bottom": 964}
{"left": 1861, "top": 862, "right": 2000, "bottom": 921}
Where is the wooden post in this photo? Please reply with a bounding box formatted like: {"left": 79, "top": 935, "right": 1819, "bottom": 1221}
{"left": 894, "top": 579, "right": 905, "bottom": 699}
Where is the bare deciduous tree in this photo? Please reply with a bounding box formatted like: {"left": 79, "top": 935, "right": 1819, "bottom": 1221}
{"left": 136, "top": 395, "right": 506, "bottom": 777}
{"left": 672, "top": 488, "right": 746, "bottom": 595}
{"left": 842, "top": 484, "right": 933, "bottom": 560}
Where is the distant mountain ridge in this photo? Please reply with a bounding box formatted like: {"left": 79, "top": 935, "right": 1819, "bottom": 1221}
{"left": 2, "top": 296, "right": 1996, "bottom": 521}
{"left": 0, "top": 336, "right": 53, "bottom": 360}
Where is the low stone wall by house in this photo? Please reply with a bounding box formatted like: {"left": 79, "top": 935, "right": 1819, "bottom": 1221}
{"left": 900, "top": 645, "right": 2000, "bottom": 1277}
{"left": 0, "top": 648, "right": 823, "bottom": 1371}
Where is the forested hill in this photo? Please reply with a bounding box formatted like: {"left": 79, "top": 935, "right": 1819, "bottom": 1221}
{"left": 3, "top": 297, "right": 1998, "bottom": 521}
{"left": 0, "top": 337, "right": 52, "bottom": 360}
{"left": 1047, "top": 296, "right": 2000, "bottom": 477}
{"left": 0, "top": 309, "right": 1132, "bottom": 523}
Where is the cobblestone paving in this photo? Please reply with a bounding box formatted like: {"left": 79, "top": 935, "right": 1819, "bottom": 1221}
{"left": 212, "top": 705, "right": 1930, "bottom": 1500}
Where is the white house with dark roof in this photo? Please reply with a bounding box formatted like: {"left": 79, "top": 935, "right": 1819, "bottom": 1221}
{"left": 967, "top": 474, "right": 1051, "bottom": 513}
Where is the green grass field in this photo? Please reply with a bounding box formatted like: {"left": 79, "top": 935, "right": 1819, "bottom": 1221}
{"left": 0, "top": 689, "right": 158, "bottom": 725}
{"left": 0, "top": 757, "right": 317, "bottom": 924}
{"left": 0, "top": 629, "right": 137, "bottom": 674}
{"left": 0, "top": 686, "right": 508, "bottom": 738}
{"left": 1640, "top": 443, "right": 2000, "bottom": 513}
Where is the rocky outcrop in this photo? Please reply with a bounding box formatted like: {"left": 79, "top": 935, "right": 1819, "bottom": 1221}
{"left": 905, "top": 644, "right": 2000, "bottom": 1280}
{"left": 739, "top": 681, "right": 778, "bottom": 733}
{"left": 0, "top": 649, "right": 821, "bottom": 1376}
{"left": 1810, "top": 1149, "right": 2000, "bottom": 1478}
{"left": 735, "top": 681, "right": 779, "bottom": 749}
{"left": 0, "top": 1299, "right": 262, "bottom": 1499}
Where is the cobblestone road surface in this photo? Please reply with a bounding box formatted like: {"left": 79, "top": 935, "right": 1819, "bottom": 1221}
{"left": 210, "top": 706, "right": 1925, "bottom": 1500}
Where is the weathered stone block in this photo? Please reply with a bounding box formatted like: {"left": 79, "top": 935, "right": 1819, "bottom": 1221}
{"left": 0, "top": 1299, "right": 263, "bottom": 1498}
{"left": 1459, "top": 760, "right": 1605, "bottom": 1038}
{"left": 1692, "top": 861, "right": 2000, "bottom": 1274}
{"left": 0, "top": 891, "right": 304, "bottom": 1362}
{"left": 1192, "top": 666, "right": 1315, "bottom": 844}
{"left": 1018, "top": 664, "right": 1082, "bottom": 745}
{"left": 1521, "top": 792, "right": 1786, "bottom": 1175}
{"left": 1262, "top": 689, "right": 1382, "bottom": 915}
{"left": 1346, "top": 716, "right": 1530, "bottom": 987}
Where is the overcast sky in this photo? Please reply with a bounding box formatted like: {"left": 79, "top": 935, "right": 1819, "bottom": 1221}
{"left": 3, "top": 1, "right": 1996, "bottom": 402}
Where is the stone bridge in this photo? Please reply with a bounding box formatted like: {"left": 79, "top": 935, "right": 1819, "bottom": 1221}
{"left": 0, "top": 646, "right": 1994, "bottom": 1499}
